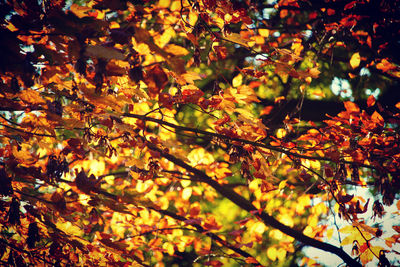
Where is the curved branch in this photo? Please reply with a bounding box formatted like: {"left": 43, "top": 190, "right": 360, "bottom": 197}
{"left": 122, "top": 113, "right": 376, "bottom": 169}
{"left": 147, "top": 143, "right": 362, "bottom": 267}
{"left": 149, "top": 207, "right": 262, "bottom": 265}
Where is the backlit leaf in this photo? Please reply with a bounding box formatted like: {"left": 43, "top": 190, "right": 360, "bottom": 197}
{"left": 367, "top": 95, "right": 376, "bottom": 107}
{"left": 344, "top": 101, "right": 360, "bottom": 112}
{"left": 267, "top": 247, "right": 277, "bottom": 261}
{"left": 350, "top": 52, "right": 360, "bottom": 69}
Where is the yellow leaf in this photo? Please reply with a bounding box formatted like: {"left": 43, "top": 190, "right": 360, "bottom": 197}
{"left": 156, "top": 27, "right": 175, "bottom": 48}
{"left": 327, "top": 228, "right": 334, "bottom": 239}
{"left": 69, "top": 4, "right": 91, "bottom": 18}
{"left": 350, "top": 52, "right": 360, "bottom": 69}
{"left": 57, "top": 221, "right": 84, "bottom": 236}
{"left": 250, "top": 221, "right": 266, "bottom": 235}
{"left": 269, "top": 229, "right": 284, "bottom": 240}
{"left": 232, "top": 74, "right": 243, "bottom": 87}
{"left": 298, "top": 195, "right": 310, "bottom": 207}
{"left": 213, "top": 16, "right": 224, "bottom": 29}
{"left": 165, "top": 44, "right": 189, "bottom": 56}
{"left": 360, "top": 246, "right": 384, "bottom": 265}
{"left": 163, "top": 242, "right": 175, "bottom": 256}
{"left": 303, "top": 226, "right": 313, "bottom": 236}
{"left": 276, "top": 248, "right": 287, "bottom": 261}
{"left": 158, "top": 0, "right": 171, "bottom": 8}
{"left": 279, "top": 214, "right": 294, "bottom": 227}
{"left": 170, "top": 0, "right": 181, "bottom": 11}
{"left": 267, "top": 247, "right": 277, "bottom": 261}
{"left": 276, "top": 128, "right": 287, "bottom": 139}
{"left": 249, "top": 179, "right": 259, "bottom": 192}
{"left": 259, "top": 29, "right": 270, "bottom": 37}
{"left": 340, "top": 226, "right": 371, "bottom": 246}
{"left": 181, "top": 179, "right": 191, "bottom": 188}
{"left": 308, "top": 215, "right": 318, "bottom": 227}
{"left": 136, "top": 180, "right": 154, "bottom": 193}
{"left": 224, "top": 33, "right": 249, "bottom": 47}
{"left": 181, "top": 72, "right": 202, "bottom": 84}
{"left": 109, "top": 21, "right": 120, "bottom": 29}
{"left": 278, "top": 180, "right": 287, "bottom": 190}
{"left": 188, "top": 12, "right": 198, "bottom": 27}
{"left": 187, "top": 148, "right": 214, "bottom": 165}
{"left": 182, "top": 187, "right": 192, "bottom": 200}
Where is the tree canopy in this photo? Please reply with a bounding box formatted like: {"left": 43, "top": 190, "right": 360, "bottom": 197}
{"left": 1, "top": 0, "right": 400, "bottom": 266}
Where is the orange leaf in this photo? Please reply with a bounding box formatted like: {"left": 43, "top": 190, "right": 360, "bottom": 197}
{"left": 371, "top": 111, "right": 384, "bottom": 125}
{"left": 308, "top": 67, "right": 320, "bottom": 78}
{"left": 19, "top": 89, "right": 46, "bottom": 105}
{"left": 376, "top": 59, "right": 397, "bottom": 72}
{"left": 275, "top": 96, "right": 285, "bottom": 103}
{"left": 69, "top": 4, "right": 91, "bottom": 18}
{"left": 260, "top": 105, "right": 274, "bottom": 116}
{"left": 344, "top": 101, "right": 360, "bottom": 113}
{"left": 245, "top": 257, "right": 259, "bottom": 264}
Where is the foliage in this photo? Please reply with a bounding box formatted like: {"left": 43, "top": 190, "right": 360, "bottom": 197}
{"left": 1, "top": 0, "right": 400, "bottom": 266}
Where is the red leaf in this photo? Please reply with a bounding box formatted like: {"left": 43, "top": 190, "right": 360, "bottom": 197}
{"left": 214, "top": 114, "right": 231, "bottom": 126}
{"left": 204, "top": 260, "right": 223, "bottom": 267}
{"left": 182, "top": 89, "right": 204, "bottom": 104}
{"left": 213, "top": 46, "right": 228, "bottom": 60}
{"left": 67, "top": 138, "right": 82, "bottom": 148}
{"left": 344, "top": 1, "right": 357, "bottom": 10}
{"left": 324, "top": 166, "right": 334, "bottom": 178}
{"left": 367, "top": 95, "right": 376, "bottom": 107}
{"left": 371, "top": 111, "right": 384, "bottom": 126}
{"left": 260, "top": 105, "right": 274, "bottom": 116}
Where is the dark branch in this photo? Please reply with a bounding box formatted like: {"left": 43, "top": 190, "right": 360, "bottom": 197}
{"left": 147, "top": 143, "right": 362, "bottom": 267}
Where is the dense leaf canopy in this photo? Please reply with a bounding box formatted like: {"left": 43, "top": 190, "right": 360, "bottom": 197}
{"left": 1, "top": 0, "right": 400, "bottom": 266}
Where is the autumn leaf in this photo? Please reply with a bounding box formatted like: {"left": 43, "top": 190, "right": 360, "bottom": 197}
{"left": 144, "top": 64, "right": 168, "bottom": 97}
{"left": 367, "top": 95, "right": 376, "bottom": 107}
{"left": 344, "top": 101, "right": 360, "bottom": 113}
{"left": 85, "top": 45, "right": 125, "bottom": 60}
{"left": 371, "top": 111, "right": 384, "bottom": 125}
{"left": 267, "top": 246, "right": 278, "bottom": 261}
{"left": 350, "top": 52, "right": 361, "bottom": 69}
{"left": 69, "top": 4, "right": 92, "bottom": 18}
{"left": 1, "top": 1, "right": 400, "bottom": 266}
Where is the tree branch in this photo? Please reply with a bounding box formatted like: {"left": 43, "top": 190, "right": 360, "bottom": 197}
{"left": 147, "top": 143, "right": 362, "bottom": 267}
{"left": 122, "top": 113, "right": 376, "bottom": 169}
{"left": 149, "top": 206, "right": 262, "bottom": 265}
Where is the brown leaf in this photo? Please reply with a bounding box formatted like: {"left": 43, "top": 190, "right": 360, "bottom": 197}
{"left": 338, "top": 194, "right": 354, "bottom": 203}
{"left": 144, "top": 64, "right": 168, "bottom": 98}
{"left": 85, "top": 45, "right": 125, "bottom": 60}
